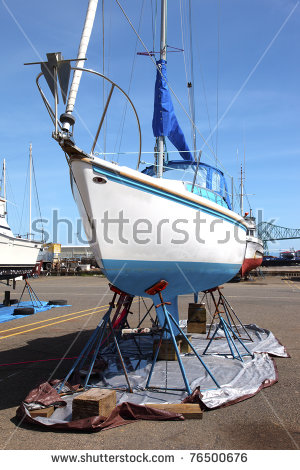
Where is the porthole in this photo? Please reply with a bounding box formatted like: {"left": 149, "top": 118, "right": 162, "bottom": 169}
{"left": 93, "top": 176, "right": 107, "bottom": 184}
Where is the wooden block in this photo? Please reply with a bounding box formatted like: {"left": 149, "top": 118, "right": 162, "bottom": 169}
{"left": 187, "top": 321, "right": 206, "bottom": 334}
{"left": 29, "top": 406, "right": 54, "bottom": 418}
{"left": 188, "top": 303, "right": 206, "bottom": 323}
{"left": 72, "top": 388, "right": 116, "bottom": 420}
{"left": 145, "top": 403, "right": 203, "bottom": 419}
{"left": 176, "top": 334, "right": 192, "bottom": 354}
{"left": 153, "top": 338, "right": 181, "bottom": 361}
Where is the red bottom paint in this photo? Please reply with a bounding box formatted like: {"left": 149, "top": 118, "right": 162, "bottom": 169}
{"left": 241, "top": 257, "right": 263, "bottom": 276}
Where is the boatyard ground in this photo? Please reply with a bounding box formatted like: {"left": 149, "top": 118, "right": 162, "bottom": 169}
{"left": 0, "top": 275, "right": 299, "bottom": 450}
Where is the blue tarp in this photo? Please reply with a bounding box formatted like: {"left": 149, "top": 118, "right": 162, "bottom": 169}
{"left": 0, "top": 301, "right": 71, "bottom": 324}
{"left": 152, "top": 59, "right": 194, "bottom": 163}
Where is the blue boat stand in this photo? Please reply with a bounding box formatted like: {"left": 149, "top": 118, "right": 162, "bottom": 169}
{"left": 145, "top": 280, "right": 220, "bottom": 395}
{"left": 203, "top": 287, "right": 253, "bottom": 342}
{"left": 57, "top": 285, "right": 134, "bottom": 394}
{"left": 17, "top": 277, "right": 43, "bottom": 309}
{"left": 201, "top": 287, "right": 254, "bottom": 361}
{"left": 56, "top": 281, "right": 255, "bottom": 396}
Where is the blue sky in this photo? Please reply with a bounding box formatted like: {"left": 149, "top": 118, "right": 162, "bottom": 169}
{"left": 0, "top": 0, "right": 299, "bottom": 253}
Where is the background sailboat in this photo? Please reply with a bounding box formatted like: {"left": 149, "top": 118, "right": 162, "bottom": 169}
{"left": 0, "top": 147, "right": 42, "bottom": 280}
{"left": 238, "top": 163, "right": 264, "bottom": 276}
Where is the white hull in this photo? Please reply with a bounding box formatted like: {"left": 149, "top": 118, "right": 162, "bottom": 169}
{"left": 0, "top": 181, "right": 42, "bottom": 280}
{"left": 245, "top": 236, "right": 264, "bottom": 261}
{"left": 70, "top": 156, "right": 247, "bottom": 300}
{"left": 0, "top": 231, "right": 41, "bottom": 280}
{"left": 241, "top": 235, "right": 264, "bottom": 276}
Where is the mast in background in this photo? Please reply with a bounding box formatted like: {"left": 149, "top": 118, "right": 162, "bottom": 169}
{"left": 3, "top": 159, "right": 6, "bottom": 215}
{"left": 157, "top": 0, "right": 167, "bottom": 178}
{"left": 240, "top": 164, "right": 243, "bottom": 216}
{"left": 29, "top": 143, "right": 32, "bottom": 240}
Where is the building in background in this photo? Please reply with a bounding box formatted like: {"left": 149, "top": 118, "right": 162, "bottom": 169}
{"left": 38, "top": 244, "right": 98, "bottom": 273}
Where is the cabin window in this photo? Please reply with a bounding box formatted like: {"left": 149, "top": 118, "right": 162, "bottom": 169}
{"left": 197, "top": 167, "right": 207, "bottom": 188}
{"left": 212, "top": 171, "right": 220, "bottom": 192}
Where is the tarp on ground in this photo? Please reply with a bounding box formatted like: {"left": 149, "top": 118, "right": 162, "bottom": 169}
{"left": 15, "top": 324, "right": 289, "bottom": 432}
{"left": 0, "top": 301, "right": 71, "bottom": 324}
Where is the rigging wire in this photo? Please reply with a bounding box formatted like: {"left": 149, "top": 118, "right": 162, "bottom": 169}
{"left": 215, "top": 0, "right": 221, "bottom": 167}
{"left": 16, "top": 153, "right": 44, "bottom": 239}
{"left": 102, "top": 0, "right": 106, "bottom": 156}
{"left": 179, "top": 0, "right": 195, "bottom": 157}
{"left": 103, "top": 0, "right": 113, "bottom": 159}
{"left": 194, "top": 40, "right": 216, "bottom": 156}
{"left": 242, "top": 144, "right": 253, "bottom": 214}
{"left": 151, "top": 0, "right": 158, "bottom": 52}
{"left": 5, "top": 170, "right": 21, "bottom": 231}
{"left": 181, "top": 0, "right": 217, "bottom": 158}
{"left": 114, "top": 0, "right": 146, "bottom": 161}
{"left": 18, "top": 156, "right": 30, "bottom": 236}
{"left": 114, "top": 0, "right": 224, "bottom": 169}
{"left": 32, "top": 157, "right": 44, "bottom": 241}
{"left": 179, "top": 0, "right": 189, "bottom": 90}
{"left": 232, "top": 146, "right": 255, "bottom": 214}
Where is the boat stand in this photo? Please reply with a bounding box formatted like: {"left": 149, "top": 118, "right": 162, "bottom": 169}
{"left": 201, "top": 287, "right": 254, "bottom": 362}
{"left": 17, "top": 276, "right": 43, "bottom": 309}
{"left": 145, "top": 280, "right": 220, "bottom": 396}
{"left": 201, "top": 287, "right": 253, "bottom": 342}
{"left": 136, "top": 298, "right": 157, "bottom": 329}
{"left": 57, "top": 284, "right": 134, "bottom": 394}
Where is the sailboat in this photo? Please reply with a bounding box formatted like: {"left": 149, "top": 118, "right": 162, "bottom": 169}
{"left": 238, "top": 165, "right": 264, "bottom": 276}
{"left": 0, "top": 149, "right": 42, "bottom": 280}
{"left": 241, "top": 214, "right": 264, "bottom": 276}
{"left": 29, "top": 0, "right": 247, "bottom": 323}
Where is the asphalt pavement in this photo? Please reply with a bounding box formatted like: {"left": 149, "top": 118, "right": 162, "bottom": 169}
{"left": 0, "top": 274, "right": 299, "bottom": 450}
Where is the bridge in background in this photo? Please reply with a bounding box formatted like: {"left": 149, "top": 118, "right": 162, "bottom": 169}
{"left": 257, "top": 222, "right": 300, "bottom": 253}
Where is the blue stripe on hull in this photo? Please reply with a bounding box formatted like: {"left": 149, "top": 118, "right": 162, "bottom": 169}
{"left": 102, "top": 259, "right": 240, "bottom": 299}
{"left": 92, "top": 166, "right": 246, "bottom": 231}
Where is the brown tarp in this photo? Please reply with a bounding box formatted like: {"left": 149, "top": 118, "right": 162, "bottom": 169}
{"left": 16, "top": 381, "right": 184, "bottom": 432}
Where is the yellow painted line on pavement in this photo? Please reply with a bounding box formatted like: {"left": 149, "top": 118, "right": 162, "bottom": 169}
{"left": 0, "top": 300, "right": 138, "bottom": 340}
{"left": 0, "top": 304, "right": 111, "bottom": 335}
{"left": 285, "top": 279, "right": 300, "bottom": 290}
{"left": 0, "top": 308, "right": 107, "bottom": 340}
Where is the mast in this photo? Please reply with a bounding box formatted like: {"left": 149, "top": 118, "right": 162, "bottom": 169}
{"left": 61, "top": 0, "right": 99, "bottom": 132}
{"left": 29, "top": 143, "right": 32, "bottom": 240}
{"left": 240, "top": 164, "right": 243, "bottom": 216}
{"left": 3, "top": 159, "right": 6, "bottom": 214}
{"left": 188, "top": 0, "right": 196, "bottom": 159}
{"left": 157, "top": 0, "right": 167, "bottom": 178}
